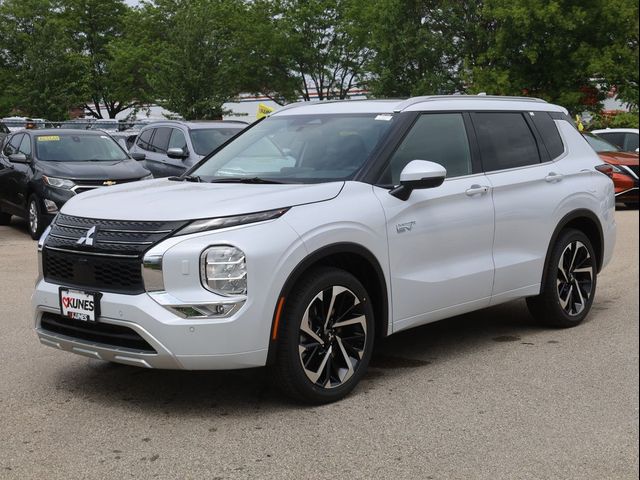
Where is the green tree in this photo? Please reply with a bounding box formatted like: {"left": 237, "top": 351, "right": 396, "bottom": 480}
{"left": 273, "top": 0, "right": 370, "bottom": 100}
{"left": 363, "top": 0, "right": 465, "bottom": 97}
{"left": 0, "top": 0, "right": 85, "bottom": 119}
{"left": 139, "top": 0, "right": 247, "bottom": 119}
{"left": 63, "top": 0, "right": 152, "bottom": 118}
{"left": 466, "top": 0, "right": 640, "bottom": 113}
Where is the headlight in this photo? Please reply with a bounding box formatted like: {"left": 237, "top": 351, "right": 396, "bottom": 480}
{"left": 43, "top": 175, "right": 75, "bottom": 189}
{"left": 200, "top": 246, "right": 247, "bottom": 296}
{"left": 178, "top": 208, "right": 289, "bottom": 236}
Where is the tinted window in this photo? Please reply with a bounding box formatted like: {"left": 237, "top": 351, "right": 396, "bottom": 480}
{"left": 596, "top": 132, "right": 625, "bottom": 149}
{"left": 19, "top": 135, "right": 31, "bottom": 156}
{"left": 34, "top": 133, "right": 128, "bottom": 162}
{"left": 623, "top": 133, "right": 639, "bottom": 152}
{"left": 189, "top": 128, "right": 242, "bottom": 156}
{"left": 0, "top": 123, "right": 8, "bottom": 134}
{"left": 151, "top": 127, "right": 172, "bottom": 153}
{"left": 474, "top": 112, "right": 540, "bottom": 171}
{"left": 136, "top": 129, "right": 154, "bottom": 151}
{"left": 168, "top": 128, "right": 187, "bottom": 150}
{"left": 4, "top": 134, "right": 23, "bottom": 156}
{"left": 530, "top": 112, "right": 564, "bottom": 159}
{"left": 381, "top": 113, "right": 472, "bottom": 184}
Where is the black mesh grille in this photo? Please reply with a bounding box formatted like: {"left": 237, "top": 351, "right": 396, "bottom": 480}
{"left": 40, "top": 312, "right": 156, "bottom": 353}
{"left": 43, "top": 249, "right": 144, "bottom": 293}
{"left": 43, "top": 214, "right": 187, "bottom": 294}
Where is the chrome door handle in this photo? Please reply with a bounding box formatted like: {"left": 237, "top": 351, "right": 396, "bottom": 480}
{"left": 465, "top": 185, "right": 490, "bottom": 196}
{"left": 545, "top": 172, "right": 563, "bottom": 182}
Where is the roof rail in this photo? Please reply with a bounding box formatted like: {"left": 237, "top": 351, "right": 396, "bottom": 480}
{"left": 274, "top": 98, "right": 400, "bottom": 115}
{"left": 393, "top": 94, "right": 547, "bottom": 112}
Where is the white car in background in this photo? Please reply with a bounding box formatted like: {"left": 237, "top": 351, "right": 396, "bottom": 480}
{"left": 33, "top": 95, "right": 616, "bottom": 404}
{"left": 592, "top": 128, "right": 639, "bottom": 153}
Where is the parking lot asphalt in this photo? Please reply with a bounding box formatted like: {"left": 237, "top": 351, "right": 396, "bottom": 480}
{"left": 0, "top": 210, "right": 638, "bottom": 480}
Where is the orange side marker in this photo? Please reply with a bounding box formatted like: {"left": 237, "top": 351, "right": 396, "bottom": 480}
{"left": 272, "top": 297, "right": 286, "bottom": 340}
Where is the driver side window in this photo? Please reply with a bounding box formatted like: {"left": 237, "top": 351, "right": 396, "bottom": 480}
{"left": 19, "top": 135, "right": 31, "bottom": 157}
{"left": 381, "top": 113, "right": 472, "bottom": 185}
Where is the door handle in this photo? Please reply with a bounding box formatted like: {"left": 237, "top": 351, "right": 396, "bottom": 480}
{"left": 545, "top": 172, "right": 563, "bottom": 182}
{"left": 465, "top": 185, "right": 490, "bottom": 196}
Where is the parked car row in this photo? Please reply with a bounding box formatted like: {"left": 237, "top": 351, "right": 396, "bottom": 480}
{"left": 0, "top": 120, "right": 249, "bottom": 238}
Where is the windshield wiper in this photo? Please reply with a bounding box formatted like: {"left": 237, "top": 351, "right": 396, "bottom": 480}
{"left": 168, "top": 175, "right": 202, "bottom": 182}
{"left": 209, "top": 177, "right": 285, "bottom": 184}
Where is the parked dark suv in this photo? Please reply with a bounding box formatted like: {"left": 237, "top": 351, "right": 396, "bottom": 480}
{"left": 129, "top": 120, "right": 247, "bottom": 177}
{"left": 0, "top": 129, "right": 151, "bottom": 239}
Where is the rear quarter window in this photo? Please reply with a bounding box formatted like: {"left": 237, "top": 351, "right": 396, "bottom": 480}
{"left": 530, "top": 111, "right": 565, "bottom": 159}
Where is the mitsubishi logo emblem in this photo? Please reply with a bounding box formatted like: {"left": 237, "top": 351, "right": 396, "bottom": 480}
{"left": 77, "top": 226, "right": 98, "bottom": 246}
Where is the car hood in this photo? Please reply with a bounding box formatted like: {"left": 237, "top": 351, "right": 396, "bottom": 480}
{"left": 39, "top": 159, "right": 150, "bottom": 181}
{"left": 597, "top": 151, "right": 639, "bottom": 166}
{"left": 61, "top": 179, "right": 345, "bottom": 221}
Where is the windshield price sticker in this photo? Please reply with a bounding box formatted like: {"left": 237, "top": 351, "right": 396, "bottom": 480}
{"left": 59, "top": 288, "right": 101, "bottom": 322}
{"left": 37, "top": 135, "right": 60, "bottom": 142}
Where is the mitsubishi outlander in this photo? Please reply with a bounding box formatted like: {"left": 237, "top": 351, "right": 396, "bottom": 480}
{"left": 33, "top": 96, "right": 617, "bottom": 403}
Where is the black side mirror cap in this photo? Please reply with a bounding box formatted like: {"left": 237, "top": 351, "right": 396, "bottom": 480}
{"left": 130, "top": 152, "right": 146, "bottom": 161}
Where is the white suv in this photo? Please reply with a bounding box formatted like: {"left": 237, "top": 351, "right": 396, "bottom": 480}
{"left": 33, "top": 96, "right": 617, "bottom": 403}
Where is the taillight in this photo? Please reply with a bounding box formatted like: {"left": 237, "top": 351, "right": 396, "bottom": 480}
{"left": 595, "top": 163, "right": 621, "bottom": 179}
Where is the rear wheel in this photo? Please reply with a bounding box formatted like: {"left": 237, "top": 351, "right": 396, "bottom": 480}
{"left": 527, "top": 229, "right": 597, "bottom": 328}
{"left": 273, "top": 267, "right": 375, "bottom": 404}
{"left": 27, "top": 195, "right": 46, "bottom": 240}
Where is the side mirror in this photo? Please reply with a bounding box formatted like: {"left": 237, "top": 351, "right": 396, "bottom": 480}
{"left": 8, "top": 153, "right": 28, "bottom": 164}
{"left": 390, "top": 160, "right": 447, "bottom": 201}
{"left": 167, "top": 147, "right": 187, "bottom": 159}
{"left": 130, "top": 152, "right": 146, "bottom": 161}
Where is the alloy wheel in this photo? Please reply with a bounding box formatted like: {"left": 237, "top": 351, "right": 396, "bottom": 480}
{"left": 556, "top": 241, "right": 594, "bottom": 316}
{"left": 298, "top": 285, "right": 368, "bottom": 389}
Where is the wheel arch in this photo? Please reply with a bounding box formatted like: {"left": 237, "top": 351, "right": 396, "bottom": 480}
{"left": 541, "top": 209, "right": 605, "bottom": 287}
{"left": 266, "top": 242, "right": 389, "bottom": 365}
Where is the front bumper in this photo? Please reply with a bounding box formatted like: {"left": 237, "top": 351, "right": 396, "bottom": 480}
{"left": 33, "top": 282, "right": 269, "bottom": 369}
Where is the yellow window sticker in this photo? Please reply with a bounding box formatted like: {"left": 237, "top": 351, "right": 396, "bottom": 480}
{"left": 37, "top": 135, "right": 60, "bottom": 142}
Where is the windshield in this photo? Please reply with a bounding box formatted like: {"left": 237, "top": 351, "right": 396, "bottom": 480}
{"left": 189, "top": 127, "right": 243, "bottom": 156}
{"left": 584, "top": 133, "right": 620, "bottom": 153}
{"left": 191, "top": 114, "right": 394, "bottom": 183}
{"left": 35, "top": 133, "right": 129, "bottom": 162}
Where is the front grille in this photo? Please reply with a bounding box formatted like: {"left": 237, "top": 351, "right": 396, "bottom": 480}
{"left": 43, "top": 248, "right": 144, "bottom": 293}
{"left": 40, "top": 312, "right": 156, "bottom": 353}
{"left": 43, "top": 214, "right": 187, "bottom": 294}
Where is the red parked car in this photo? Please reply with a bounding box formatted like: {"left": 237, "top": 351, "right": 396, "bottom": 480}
{"left": 583, "top": 132, "right": 639, "bottom": 208}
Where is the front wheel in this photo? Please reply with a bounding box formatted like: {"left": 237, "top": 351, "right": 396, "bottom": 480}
{"left": 273, "top": 267, "right": 375, "bottom": 404}
{"left": 527, "top": 228, "right": 597, "bottom": 328}
{"left": 27, "top": 195, "right": 46, "bottom": 240}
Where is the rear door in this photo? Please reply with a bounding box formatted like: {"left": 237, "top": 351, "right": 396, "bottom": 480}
{"left": 471, "top": 111, "right": 571, "bottom": 302}
{"left": 374, "top": 112, "right": 495, "bottom": 331}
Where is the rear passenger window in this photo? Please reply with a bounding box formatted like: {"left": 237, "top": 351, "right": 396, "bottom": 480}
{"left": 530, "top": 112, "right": 564, "bottom": 159}
{"left": 381, "top": 113, "right": 472, "bottom": 184}
{"left": 136, "top": 129, "right": 153, "bottom": 151}
{"left": 151, "top": 127, "right": 172, "bottom": 153}
{"left": 473, "top": 112, "right": 540, "bottom": 171}
{"left": 4, "top": 134, "right": 22, "bottom": 156}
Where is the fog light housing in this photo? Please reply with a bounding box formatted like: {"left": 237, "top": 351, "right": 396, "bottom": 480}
{"left": 200, "top": 246, "right": 247, "bottom": 296}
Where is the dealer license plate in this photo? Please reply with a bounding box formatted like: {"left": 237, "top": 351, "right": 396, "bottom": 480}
{"left": 59, "top": 288, "right": 101, "bottom": 322}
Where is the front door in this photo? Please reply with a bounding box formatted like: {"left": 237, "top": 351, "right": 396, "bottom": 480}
{"left": 374, "top": 113, "right": 495, "bottom": 332}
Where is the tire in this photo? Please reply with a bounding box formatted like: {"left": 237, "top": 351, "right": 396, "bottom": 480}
{"left": 272, "top": 267, "right": 375, "bottom": 404}
{"left": 526, "top": 228, "right": 597, "bottom": 328}
{"left": 0, "top": 209, "right": 10, "bottom": 225}
{"left": 27, "top": 195, "right": 46, "bottom": 240}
